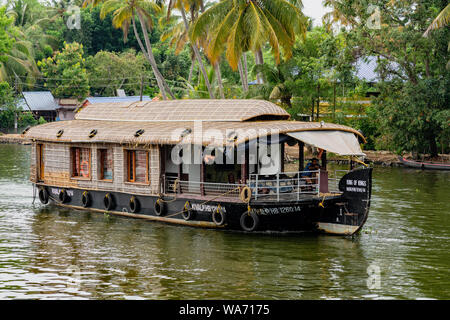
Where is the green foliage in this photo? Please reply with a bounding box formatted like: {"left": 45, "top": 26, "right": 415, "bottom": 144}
{"left": 323, "top": 0, "right": 450, "bottom": 155}
{"left": 0, "top": 81, "right": 19, "bottom": 130}
{"left": 86, "top": 49, "right": 148, "bottom": 96}
{"left": 374, "top": 76, "right": 449, "bottom": 155}
{"left": 0, "top": 7, "right": 15, "bottom": 63}
{"left": 38, "top": 42, "right": 90, "bottom": 99}
{"left": 191, "top": 0, "right": 307, "bottom": 70}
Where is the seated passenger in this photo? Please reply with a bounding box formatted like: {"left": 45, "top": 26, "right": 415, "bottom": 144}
{"left": 301, "top": 158, "right": 320, "bottom": 184}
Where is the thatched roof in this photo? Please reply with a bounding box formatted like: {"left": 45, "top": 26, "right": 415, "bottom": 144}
{"left": 24, "top": 119, "right": 365, "bottom": 146}
{"left": 75, "top": 99, "right": 291, "bottom": 122}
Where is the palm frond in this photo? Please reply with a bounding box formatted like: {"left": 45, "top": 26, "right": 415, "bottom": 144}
{"left": 424, "top": 3, "right": 450, "bottom": 37}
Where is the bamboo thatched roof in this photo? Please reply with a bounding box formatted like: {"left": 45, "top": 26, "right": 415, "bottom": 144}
{"left": 24, "top": 119, "right": 365, "bottom": 146}
{"left": 75, "top": 99, "right": 291, "bottom": 122}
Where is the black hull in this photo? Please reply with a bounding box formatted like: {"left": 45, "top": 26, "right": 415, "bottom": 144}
{"left": 36, "top": 168, "right": 373, "bottom": 236}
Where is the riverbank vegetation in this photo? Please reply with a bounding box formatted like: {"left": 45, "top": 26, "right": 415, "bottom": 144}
{"left": 0, "top": 0, "right": 448, "bottom": 156}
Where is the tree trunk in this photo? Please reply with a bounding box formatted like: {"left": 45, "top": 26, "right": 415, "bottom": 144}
{"left": 316, "top": 83, "right": 320, "bottom": 121}
{"left": 243, "top": 54, "right": 248, "bottom": 90}
{"left": 134, "top": 13, "right": 175, "bottom": 100}
{"left": 238, "top": 58, "right": 248, "bottom": 93}
{"left": 188, "top": 56, "right": 195, "bottom": 84}
{"left": 429, "top": 135, "right": 438, "bottom": 158}
{"left": 333, "top": 79, "right": 336, "bottom": 118}
{"left": 179, "top": 5, "right": 215, "bottom": 99}
{"left": 215, "top": 62, "right": 225, "bottom": 99}
{"left": 255, "top": 48, "right": 264, "bottom": 84}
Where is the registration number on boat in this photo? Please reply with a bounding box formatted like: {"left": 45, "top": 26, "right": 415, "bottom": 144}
{"left": 254, "top": 206, "right": 302, "bottom": 215}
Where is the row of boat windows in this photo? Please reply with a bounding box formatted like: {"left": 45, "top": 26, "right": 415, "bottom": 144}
{"left": 65, "top": 147, "right": 149, "bottom": 183}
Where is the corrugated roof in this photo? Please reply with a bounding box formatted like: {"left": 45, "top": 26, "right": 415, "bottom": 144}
{"left": 85, "top": 96, "right": 151, "bottom": 104}
{"left": 355, "top": 56, "right": 400, "bottom": 82}
{"left": 76, "top": 99, "right": 291, "bottom": 122}
{"left": 23, "top": 119, "right": 365, "bottom": 146}
{"left": 22, "top": 91, "right": 58, "bottom": 111}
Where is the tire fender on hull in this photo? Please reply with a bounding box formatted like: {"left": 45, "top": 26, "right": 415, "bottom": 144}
{"left": 104, "top": 193, "right": 115, "bottom": 211}
{"left": 240, "top": 211, "right": 260, "bottom": 232}
{"left": 38, "top": 187, "right": 49, "bottom": 204}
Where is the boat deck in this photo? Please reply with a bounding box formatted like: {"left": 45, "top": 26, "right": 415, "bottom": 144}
{"left": 163, "top": 192, "right": 343, "bottom": 204}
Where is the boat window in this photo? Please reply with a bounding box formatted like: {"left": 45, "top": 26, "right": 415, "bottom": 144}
{"left": 99, "top": 149, "right": 113, "bottom": 181}
{"left": 71, "top": 147, "right": 91, "bottom": 178}
{"left": 126, "top": 150, "right": 148, "bottom": 183}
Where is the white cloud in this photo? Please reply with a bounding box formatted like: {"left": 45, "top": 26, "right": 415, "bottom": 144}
{"left": 302, "top": 0, "right": 332, "bottom": 26}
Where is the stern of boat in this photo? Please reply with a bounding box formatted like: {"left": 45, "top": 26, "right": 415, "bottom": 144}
{"left": 316, "top": 167, "right": 373, "bottom": 236}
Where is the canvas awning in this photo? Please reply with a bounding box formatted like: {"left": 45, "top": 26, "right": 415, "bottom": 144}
{"left": 286, "top": 131, "right": 365, "bottom": 156}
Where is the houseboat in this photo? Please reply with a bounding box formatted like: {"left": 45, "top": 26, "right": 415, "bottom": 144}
{"left": 23, "top": 99, "right": 372, "bottom": 236}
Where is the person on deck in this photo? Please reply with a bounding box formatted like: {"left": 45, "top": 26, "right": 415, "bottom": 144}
{"left": 301, "top": 158, "right": 320, "bottom": 184}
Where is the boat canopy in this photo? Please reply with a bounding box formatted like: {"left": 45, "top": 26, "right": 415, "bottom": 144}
{"left": 23, "top": 100, "right": 366, "bottom": 149}
{"left": 286, "top": 131, "right": 365, "bottom": 156}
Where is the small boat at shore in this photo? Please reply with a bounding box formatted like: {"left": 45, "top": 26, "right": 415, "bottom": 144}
{"left": 398, "top": 156, "right": 450, "bottom": 171}
{"left": 23, "top": 99, "right": 373, "bottom": 236}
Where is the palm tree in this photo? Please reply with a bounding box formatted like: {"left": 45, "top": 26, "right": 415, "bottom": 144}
{"left": 423, "top": 3, "right": 450, "bottom": 70}
{"left": 159, "top": 8, "right": 197, "bottom": 84}
{"left": 191, "top": 0, "right": 307, "bottom": 86}
{"left": 166, "top": 0, "right": 215, "bottom": 98}
{"left": 82, "top": 0, "right": 175, "bottom": 99}
{"left": 424, "top": 3, "right": 450, "bottom": 37}
{"left": 0, "top": 17, "right": 40, "bottom": 87}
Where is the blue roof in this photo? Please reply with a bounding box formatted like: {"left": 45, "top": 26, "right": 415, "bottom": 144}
{"left": 85, "top": 96, "right": 151, "bottom": 104}
{"left": 22, "top": 91, "right": 58, "bottom": 111}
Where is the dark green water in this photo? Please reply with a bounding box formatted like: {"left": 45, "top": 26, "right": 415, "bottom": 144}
{"left": 0, "top": 144, "right": 449, "bottom": 299}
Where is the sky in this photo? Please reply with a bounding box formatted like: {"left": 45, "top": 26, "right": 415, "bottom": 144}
{"left": 302, "top": 0, "right": 331, "bottom": 26}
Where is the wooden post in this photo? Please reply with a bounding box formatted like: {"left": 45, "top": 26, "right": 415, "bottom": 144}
{"left": 177, "top": 151, "right": 182, "bottom": 193}
{"left": 298, "top": 141, "right": 305, "bottom": 172}
{"left": 159, "top": 145, "right": 166, "bottom": 193}
{"left": 240, "top": 149, "right": 248, "bottom": 184}
{"left": 321, "top": 150, "right": 327, "bottom": 171}
{"left": 200, "top": 148, "right": 205, "bottom": 196}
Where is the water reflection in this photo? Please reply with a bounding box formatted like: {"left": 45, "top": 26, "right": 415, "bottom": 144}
{"left": 0, "top": 145, "right": 449, "bottom": 299}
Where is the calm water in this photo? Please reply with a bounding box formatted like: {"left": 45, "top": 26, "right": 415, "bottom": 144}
{"left": 0, "top": 144, "right": 449, "bottom": 300}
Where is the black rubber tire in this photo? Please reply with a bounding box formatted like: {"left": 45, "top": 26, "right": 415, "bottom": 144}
{"left": 81, "top": 191, "right": 91, "bottom": 207}
{"left": 240, "top": 211, "right": 260, "bottom": 232}
{"left": 103, "top": 193, "right": 115, "bottom": 211}
{"left": 38, "top": 188, "right": 49, "bottom": 204}
{"left": 212, "top": 207, "right": 226, "bottom": 226}
{"left": 182, "top": 201, "right": 195, "bottom": 220}
{"left": 129, "top": 196, "right": 140, "bottom": 213}
{"left": 59, "top": 189, "right": 69, "bottom": 203}
{"left": 154, "top": 199, "right": 166, "bottom": 216}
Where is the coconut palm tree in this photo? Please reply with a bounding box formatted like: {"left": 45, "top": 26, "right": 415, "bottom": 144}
{"left": 82, "top": 0, "right": 175, "bottom": 100}
{"left": 423, "top": 3, "right": 450, "bottom": 70}
{"left": 0, "top": 13, "right": 40, "bottom": 87}
{"left": 166, "top": 0, "right": 215, "bottom": 98}
{"left": 191, "top": 0, "right": 307, "bottom": 86}
{"left": 159, "top": 8, "right": 199, "bottom": 85}
{"left": 424, "top": 3, "right": 450, "bottom": 37}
